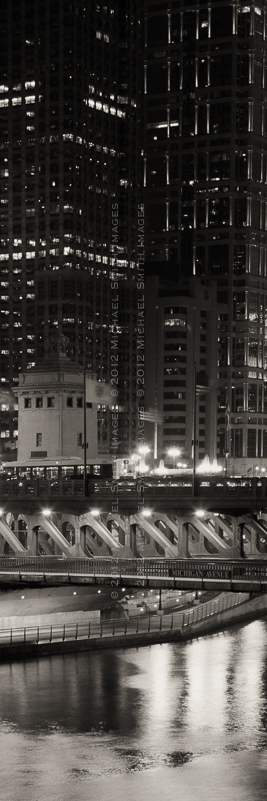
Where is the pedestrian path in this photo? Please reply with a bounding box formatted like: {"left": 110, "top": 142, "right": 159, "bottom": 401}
{"left": 0, "top": 592, "right": 249, "bottom": 648}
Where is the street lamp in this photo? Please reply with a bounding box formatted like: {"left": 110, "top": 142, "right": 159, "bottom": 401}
{"left": 138, "top": 445, "right": 150, "bottom": 456}
{"left": 130, "top": 452, "right": 140, "bottom": 478}
{"left": 167, "top": 446, "right": 181, "bottom": 469}
{"left": 195, "top": 509, "right": 205, "bottom": 518}
{"left": 138, "top": 445, "right": 150, "bottom": 474}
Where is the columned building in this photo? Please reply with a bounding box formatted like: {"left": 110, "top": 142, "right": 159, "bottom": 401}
{"left": 144, "top": 0, "right": 267, "bottom": 472}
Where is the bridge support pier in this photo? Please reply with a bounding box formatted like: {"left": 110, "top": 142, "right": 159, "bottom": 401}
{"left": 230, "top": 518, "right": 242, "bottom": 558}
{"left": 69, "top": 522, "right": 87, "bottom": 557}
{"left": 188, "top": 526, "right": 208, "bottom": 556}
{"left": 27, "top": 527, "right": 39, "bottom": 556}
{"left": 177, "top": 519, "right": 190, "bottom": 558}
{"left": 249, "top": 529, "right": 259, "bottom": 556}
{"left": 124, "top": 518, "right": 131, "bottom": 550}
{"left": 116, "top": 518, "right": 135, "bottom": 557}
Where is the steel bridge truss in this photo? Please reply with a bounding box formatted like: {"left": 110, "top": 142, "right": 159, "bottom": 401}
{"left": 0, "top": 506, "right": 267, "bottom": 562}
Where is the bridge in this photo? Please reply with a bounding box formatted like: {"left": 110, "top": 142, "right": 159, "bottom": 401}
{"left": 0, "top": 556, "right": 267, "bottom": 593}
{"left": 1, "top": 475, "right": 267, "bottom": 560}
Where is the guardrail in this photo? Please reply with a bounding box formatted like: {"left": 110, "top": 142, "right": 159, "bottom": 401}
{"left": 0, "top": 555, "right": 267, "bottom": 581}
{"left": 0, "top": 476, "right": 267, "bottom": 502}
{"left": 0, "top": 480, "right": 86, "bottom": 499}
{"left": 0, "top": 593, "right": 248, "bottom": 648}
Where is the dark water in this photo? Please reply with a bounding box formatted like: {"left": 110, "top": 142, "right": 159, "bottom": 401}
{"left": 1, "top": 618, "right": 267, "bottom": 800}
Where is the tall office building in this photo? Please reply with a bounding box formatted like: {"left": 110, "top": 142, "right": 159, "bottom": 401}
{"left": 144, "top": 0, "right": 267, "bottom": 471}
{"left": 0, "top": 0, "right": 141, "bottom": 457}
{"left": 144, "top": 268, "right": 227, "bottom": 468}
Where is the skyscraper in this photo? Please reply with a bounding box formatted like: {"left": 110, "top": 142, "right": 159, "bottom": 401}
{"left": 0, "top": 0, "right": 141, "bottom": 457}
{"left": 144, "top": 0, "right": 267, "bottom": 471}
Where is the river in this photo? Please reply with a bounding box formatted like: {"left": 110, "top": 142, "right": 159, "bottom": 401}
{"left": 1, "top": 617, "right": 267, "bottom": 801}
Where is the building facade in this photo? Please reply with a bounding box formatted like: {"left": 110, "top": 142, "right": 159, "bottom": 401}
{"left": 16, "top": 353, "right": 98, "bottom": 464}
{"left": 145, "top": 271, "right": 228, "bottom": 469}
{"left": 0, "top": 0, "right": 142, "bottom": 458}
{"left": 144, "top": 1, "right": 267, "bottom": 472}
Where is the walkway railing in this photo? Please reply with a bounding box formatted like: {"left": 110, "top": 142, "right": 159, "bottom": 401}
{"left": 0, "top": 593, "right": 249, "bottom": 648}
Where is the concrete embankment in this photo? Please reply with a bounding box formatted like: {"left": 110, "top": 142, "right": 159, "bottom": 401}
{"left": 0, "top": 592, "right": 267, "bottom": 661}
{"left": 0, "top": 610, "right": 100, "bottom": 629}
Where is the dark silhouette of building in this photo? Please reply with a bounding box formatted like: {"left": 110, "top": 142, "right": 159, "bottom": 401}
{"left": 144, "top": 1, "right": 267, "bottom": 471}
{"left": 0, "top": 0, "right": 141, "bottom": 456}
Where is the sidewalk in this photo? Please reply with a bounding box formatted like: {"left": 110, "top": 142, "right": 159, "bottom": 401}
{"left": 0, "top": 590, "right": 264, "bottom": 661}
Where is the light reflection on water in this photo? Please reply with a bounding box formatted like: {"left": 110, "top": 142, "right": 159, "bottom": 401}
{"left": 0, "top": 617, "right": 267, "bottom": 800}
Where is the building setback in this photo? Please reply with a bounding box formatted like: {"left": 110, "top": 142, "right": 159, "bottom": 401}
{"left": 144, "top": 1, "right": 267, "bottom": 473}
{"left": 0, "top": 0, "right": 142, "bottom": 459}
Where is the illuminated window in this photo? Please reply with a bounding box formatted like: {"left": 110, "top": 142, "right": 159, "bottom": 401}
{"left": 164, "top": 318, "right": 186, "bottom": 328}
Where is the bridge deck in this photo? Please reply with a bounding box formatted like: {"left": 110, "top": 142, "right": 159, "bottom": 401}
{"left": 0, "top": 556, "right": 267, "bottom": 593}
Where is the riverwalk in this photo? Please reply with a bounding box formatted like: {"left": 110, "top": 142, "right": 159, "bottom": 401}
{"left": 0, "top": 590, "right": 267, "bottom": 660}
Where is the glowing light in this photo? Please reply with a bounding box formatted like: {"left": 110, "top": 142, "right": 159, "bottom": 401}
{"left": 138, "top": 445, "right": 150, "bottom": 456}
{"left": 154, "top": 460, "right": 166, "bottom": 475}
{"left": 196, "top": 456, "right": 222, "bottom": 474}
{"left": 195, "top": 509, "right": 205, "bottom": 518}
{"left": 90, "top": 509, "right": 100, "bottom": 516}
{"left": 167, "top": 447, "right": 180, "bottom": 457}
{"left": 42, "top": 509, "right": 51, "bottom": 517}
{"left": 130, "top": 453, "right": 139, "bottom": 462}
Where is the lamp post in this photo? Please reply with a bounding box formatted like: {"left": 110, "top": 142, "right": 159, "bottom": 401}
{"left": 138, "top": 445, "right": 150, "bottom": 474}
{"left": 192, "top": 362, "right": 197, "bottom": 497}
{"left": 130, "top": 452, "right": 140, "bottom": 478}
{"left": 83, "top": 367, "right": 88, "bottom": 496}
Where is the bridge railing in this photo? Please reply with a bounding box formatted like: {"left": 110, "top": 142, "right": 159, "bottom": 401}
{"left": 0, "top": 592, "right": 249, "bottom": 648}
{"left": 0, "top": 479, "right": 86, "bottom": 499}
{"left": 0, "top": 475, "right": 267, "bottom": 501}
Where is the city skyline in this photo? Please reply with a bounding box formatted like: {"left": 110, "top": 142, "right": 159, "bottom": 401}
{"left": 1, "top": 1, "right": 267, "bottom": 471}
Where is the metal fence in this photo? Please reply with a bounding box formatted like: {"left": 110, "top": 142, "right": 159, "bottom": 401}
{"left": 0, "top": 475, "right": 266, "bottom": 501}
{"left": 0, "top": 593, "right": 249, "bottom": 648}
